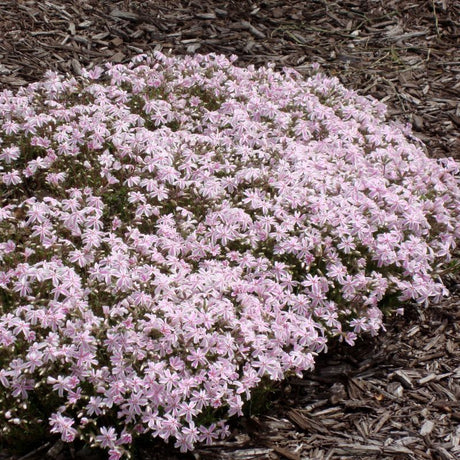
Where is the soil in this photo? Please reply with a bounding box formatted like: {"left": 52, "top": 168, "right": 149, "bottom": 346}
{"left": 0, "top": 1, "right": 459, "bottom": 459}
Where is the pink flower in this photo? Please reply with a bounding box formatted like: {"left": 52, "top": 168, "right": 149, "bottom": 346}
{"left": 96, "top": 426, "right": 118, "bottom": 448}
{"left": 49, "top": 413, "right": 77, "bottom": 442}
{"left": 108, "top": 448, "right": 123, "bottom": 460}
{"left": 0, "top": 146, "right": 20, "bottom": 163}
{"left": 2, "top": 170, "right": 22, "bottom": 185}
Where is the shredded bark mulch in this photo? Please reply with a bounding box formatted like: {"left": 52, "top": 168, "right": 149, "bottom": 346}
{"left": 0, "top": 1, "right": 459, "bottom": 459}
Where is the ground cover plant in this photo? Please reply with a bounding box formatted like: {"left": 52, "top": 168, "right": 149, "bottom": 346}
{"left": 0, "top": 52, "right": 459, "bottom": 459}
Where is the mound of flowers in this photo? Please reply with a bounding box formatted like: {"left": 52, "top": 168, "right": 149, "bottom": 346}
{"left": 0, "top": 52, "right": 459, "bottom": 458}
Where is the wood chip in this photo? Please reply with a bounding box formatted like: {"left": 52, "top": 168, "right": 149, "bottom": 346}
{"left": 110, "top": 9, "right": 140, "bottom": 21}
{"left": 239, "top": 20, "right": 265, "bottom": 39}
{"left": 391, "top": 370, "right": 414, "bottom": 389}
{"left": 420, "top": 420, "right": 435, "bottom": 436}
{"left": 273, "top": 446, "right": 300, "bottom": 460}
{"left": 196, "top": 12, "right": 216, "bottom": 20}
{"left": 419, "top": 373, "right": 437, "bottom": 385}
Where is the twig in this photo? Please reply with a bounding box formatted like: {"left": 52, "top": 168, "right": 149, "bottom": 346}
{"left": 431, "top": 0, "right": 440, "bottom": 37}
{"left": 17, "top": 442, "right": 51, "bottom": 460}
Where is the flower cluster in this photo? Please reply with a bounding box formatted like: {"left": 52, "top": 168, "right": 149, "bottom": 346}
{"left": 0, "top": 52, "right": 459, "bottom": 457}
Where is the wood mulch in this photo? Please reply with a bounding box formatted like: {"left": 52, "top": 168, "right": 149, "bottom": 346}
{"left": 0, "top": 1, "right": 459, "bottom": 459}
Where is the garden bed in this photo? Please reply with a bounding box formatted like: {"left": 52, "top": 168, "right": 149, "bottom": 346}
{"left": 0, "top": 1, "right": 459, "bottom": 459}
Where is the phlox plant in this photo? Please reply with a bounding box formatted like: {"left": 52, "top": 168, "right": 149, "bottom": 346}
{"left": 0, "top": 52, "right": 459, "bottom": 458}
